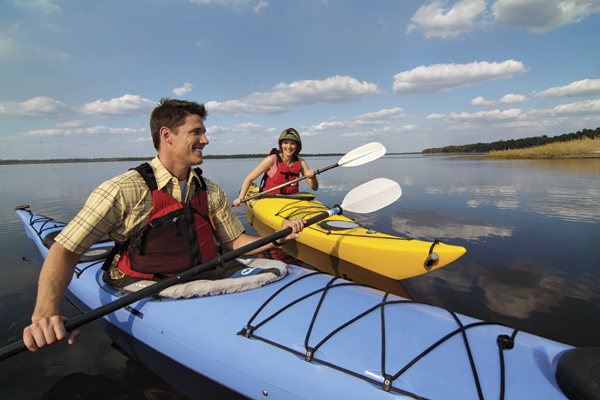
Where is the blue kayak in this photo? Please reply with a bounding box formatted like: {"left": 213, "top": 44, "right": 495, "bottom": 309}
{"left": 14, "top": 206, "right": 597, "bottom": 400}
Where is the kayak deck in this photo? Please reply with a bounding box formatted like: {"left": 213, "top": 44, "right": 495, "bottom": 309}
{"left": 244, "top": 186, "right": 466, "bottom": 280}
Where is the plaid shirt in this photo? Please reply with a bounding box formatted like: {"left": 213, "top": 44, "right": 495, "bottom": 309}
{"left": 56, "top": 156, "right": 244, "bottom": 254}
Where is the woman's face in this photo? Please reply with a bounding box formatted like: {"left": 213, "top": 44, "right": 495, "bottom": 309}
{"left": 280, "top": 139, "right": 298, "bottom": 157}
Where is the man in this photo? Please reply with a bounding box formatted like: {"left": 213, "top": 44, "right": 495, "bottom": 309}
{"left": 23, "top": 98, "right": 305, "bottom": 352}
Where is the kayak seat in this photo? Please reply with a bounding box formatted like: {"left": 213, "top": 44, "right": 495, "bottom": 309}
{"left": 41, "top": 230, "right": 113, "bottom": 263}
{"left": 100, "top": 258, "right": 289, "bottom": 299}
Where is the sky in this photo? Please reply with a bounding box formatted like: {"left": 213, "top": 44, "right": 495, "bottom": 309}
{"left": 1, "top": 0, "right": 599, "bottom": 160}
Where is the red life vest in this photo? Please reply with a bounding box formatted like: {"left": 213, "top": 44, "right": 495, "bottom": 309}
{"left": 113, "top": 163, "right": 217, "bottom": 280}
{"left": 261, "top": 152, "right": 302, "bottom": 194}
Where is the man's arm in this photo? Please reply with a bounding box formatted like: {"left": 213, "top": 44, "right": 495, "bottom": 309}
{"left": 22, "top": 242, "right": 81, "bottom": 351}
{"left": 220, "top": 219, "right": 305, "bottom": 255}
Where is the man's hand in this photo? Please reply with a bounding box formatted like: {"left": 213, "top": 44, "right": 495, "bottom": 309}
{"left": 23, "top": 316, "right": 80, "bottom": 352}
{"left": 279, "top": 218, "right": 306, "bottom": 244}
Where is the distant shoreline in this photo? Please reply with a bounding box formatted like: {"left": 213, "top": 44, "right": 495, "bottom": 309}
{"left": 0, "top": 152, "right": 420, "bottom": 165}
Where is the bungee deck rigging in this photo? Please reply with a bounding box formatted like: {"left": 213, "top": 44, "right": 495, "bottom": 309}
{"left": 237, "top": 270, "right": 520, "bottom": 400}
{"left": 273, "top": 198, "right": 415, "bottom": 241}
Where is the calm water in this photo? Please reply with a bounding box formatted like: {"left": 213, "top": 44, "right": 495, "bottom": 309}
{"left": 0, "top": 155, "right": 599, "bottom": 399}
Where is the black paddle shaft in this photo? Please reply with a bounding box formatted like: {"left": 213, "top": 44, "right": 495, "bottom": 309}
{"left": 240, "top": 162, "right": 339, "bottom": 204}
{"left": 0, "top": 208, "right": 339, "bottom": 361}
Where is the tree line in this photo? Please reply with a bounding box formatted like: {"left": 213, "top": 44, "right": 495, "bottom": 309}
{"left": 0, "top": 153, "right": 343, "bottom": 165}
{"left": 422, "top": 127, "right": 600, "bottom": 154}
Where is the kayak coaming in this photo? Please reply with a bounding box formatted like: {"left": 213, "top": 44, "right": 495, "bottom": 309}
{"left": 244, "top": 185, "right": 466, "bottom": 280}
{"left": 15, "top": 208, "right": 573, "bottom": 400}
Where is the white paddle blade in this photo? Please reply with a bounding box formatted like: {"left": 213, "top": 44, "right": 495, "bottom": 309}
{"left": 338, "top": 142, "right": 386, "bottom": 167}
{"left": 341, "top": 178, "right": 401, "bottom": 214}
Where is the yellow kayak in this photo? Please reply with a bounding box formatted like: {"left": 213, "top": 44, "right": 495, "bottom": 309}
{"left": 244, "top": 185, "right": 466, "bottom": 280}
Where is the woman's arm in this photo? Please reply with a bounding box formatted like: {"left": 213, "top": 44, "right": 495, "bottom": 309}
{"left": 233, "top": 155, "right": 276, "bottom": 206}
{"left": 299, "top": 158, "right": 319, "bottom": 191}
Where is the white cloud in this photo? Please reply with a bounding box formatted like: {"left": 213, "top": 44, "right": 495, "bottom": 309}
{"left": 206, "top": 75, "right": 380, "bottom": 116}
{"left": 23, "top": 126, "right": 146, "bottom": 137}
{"left": 447, "top": 108, "right": 526, "bottom": 121}
{"left": 128, "top": 137, "right": 152, "bottom": 143}
{"left": 253, "top": 0, "right": 269, "bottom": 13}
{"left": 574, "top": 116, "right": 600, "bottom": 126}
{"left": 301, "top": 107, "right": 409, "bottom": 136}
{"left": 0, "top": 96, "right": 77, "bottom": 119}
{"left": 427, "top": 113, "right": 446, "bottom": 120}
{"left": 528, "top": 99, "right": 600, "bottom": 117}
{"left": 172, "top": 83, "right": 195, "bottom": 97}
{"left": 492, "top": 0, "right": 600, "bottom": 33}
{"left": 499, "top": 93, "right": 527, "bottom": 104}
{"left": 80, "top": 95, "right": 156, "bottom": 117}
{"left": 12, "top": 0, "right": 61, "bottom": 14}
{"left": 472, "top": 93, "right": 527, "bottom": 106}
{"left": 407, "top": 0, "right": 488, "bottom": 39}
{"left": 533, "top": 78, "right": 600, "bottom": 98}
{"left": 353, "top": 107, "right": 410, "bottom": 122}
{"left": 393, "top": 60, "right": 527, "bottom": 95}
{"left": 187, "top": 0, "right": 251, "bottom": 5}
{"left": 339, "top": 125, "right": 419, "bottom": 138}
{"left": 0, "top": 28, "right": 19, "bottom": 59}
{"left": 0, "top": 95, "right": 157, "bottom": 120}
{"left": 186, "top": 0, "right": 265, "bottom": 13}
{"left": 407, "top": 0, "right": 600, "bottom": 38}
{"left": 472, "top": 96, "right": 496, "bottom": 106}
{"left": 208, "top": 122, "right": 271, "bottom": 135}
{"left": 56, "top": 120, "right": 86, "bottom": 128}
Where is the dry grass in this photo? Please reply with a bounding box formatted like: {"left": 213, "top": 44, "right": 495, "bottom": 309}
{"left": 486, "top": 137, "right": 600, "bottom": 158}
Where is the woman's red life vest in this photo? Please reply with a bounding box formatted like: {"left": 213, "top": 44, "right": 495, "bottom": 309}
{"left": 260, "top": 151, "right": 302, "bottom": 194}
{"left": 111, "top": 163, "right": 218, "bottom": 280}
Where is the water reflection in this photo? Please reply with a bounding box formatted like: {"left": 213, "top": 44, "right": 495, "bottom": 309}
{"left": 391, "top": 210, "right": 514, "bottom": 241}
{"left": 409, "top": 258, "right": 599, "bottom": 319}
{"left": 41, "top": 356, "right": 189, "bottom": 400}
{"left": 527, "top": 187, "right": 600, "bottom": 223}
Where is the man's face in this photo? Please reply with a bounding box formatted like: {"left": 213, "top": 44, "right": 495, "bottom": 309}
{"left": 170, "top": 113, "right": 209, "bottom": 167}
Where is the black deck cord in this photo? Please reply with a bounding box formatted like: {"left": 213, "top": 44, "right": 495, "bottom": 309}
{"left": 449, "top": 310, "right": 485, "bottom": 400}
{"left": 239, "top": 270, "right": 520, "bottom": 399}
{"left": 74, "top": 260, "right": 104, "bottom": 278}
{"left": 497, "top": 329, "right": 519, "bottom": 400}
{"left": 304, "top": 276, "right": 340, "bottom": 361}
{"left": 380, "top": 292, "right": 393, "bottom": 391}
{"left": 238, "top": 274, "right": 427, "bottom": 398}
{"left": 274, "top": 198, "right": 328, "bottom": 218}
{"left": 238, "top": 271, "right": 322, "bottom": 337}
{"left": 274, "top": 201, "right": 413, "bottom": 241}
{"left": 32, "top": 214, "right": 66, "bottom": 237}
{"left": 240, "top": 280, "right": 359, "bottom": 339}
{"left": 429, "top": 239, "right": 440, "bottom": 254}
{"left": 25, "top": 211, "right": 105, "bottom": 279}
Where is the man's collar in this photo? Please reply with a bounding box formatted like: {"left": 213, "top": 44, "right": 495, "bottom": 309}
{"left": 149, "top": 156, "right": 194, "bottom": 190}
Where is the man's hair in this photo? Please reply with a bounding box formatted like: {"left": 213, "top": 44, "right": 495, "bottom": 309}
{"left": 150, "top": 98, "right": 208, "bottom": 151}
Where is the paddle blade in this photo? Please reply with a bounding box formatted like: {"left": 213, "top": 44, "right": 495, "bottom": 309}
{"left": 338, "top": 142, "right": 386, "bottom": 167}
{"left": 341, "top": 178, "right": 401, "bottom": 214}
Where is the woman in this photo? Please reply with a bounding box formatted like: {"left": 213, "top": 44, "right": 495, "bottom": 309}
{"left": 233, "top": 128, "right": 318, "bottom": 206}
